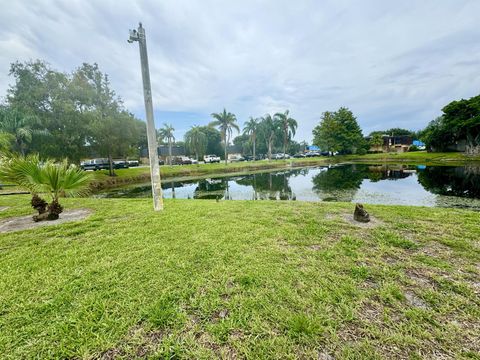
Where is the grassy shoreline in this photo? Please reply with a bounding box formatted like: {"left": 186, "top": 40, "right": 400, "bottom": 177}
{"left": 0, "top": 196, "right": 479, "bottom": 358}
{"left": 89, "top": 152, "right": 480, "bottom": 191}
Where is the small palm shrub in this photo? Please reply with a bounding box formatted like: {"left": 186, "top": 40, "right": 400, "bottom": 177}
{"left": 0, "top": 153, "right": 48, "bottom": 217}
{"left": 0, "top": 154, "right": 92, "bottom": 221}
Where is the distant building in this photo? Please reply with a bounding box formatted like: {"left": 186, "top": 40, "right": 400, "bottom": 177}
{"left": 141, "top": 145, "right": 186, "bottom": 160}
{"left": 158, "top": 145, "right": 185, "bottom": 158}
{"left": 366, "top": 135, "right": 413, "bottom": 153}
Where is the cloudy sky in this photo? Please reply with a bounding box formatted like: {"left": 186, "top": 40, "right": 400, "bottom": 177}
{"left": 1, "top": 0, "right": 479, "bottom": 142}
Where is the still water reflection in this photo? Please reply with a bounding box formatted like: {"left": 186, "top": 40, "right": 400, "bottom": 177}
{"left": 96, "top": 164, "right": 480, "bottom": 209}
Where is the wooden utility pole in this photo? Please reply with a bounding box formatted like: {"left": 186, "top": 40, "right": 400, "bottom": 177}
{"left": 128, "top": 23, "right": 163, "bottom": 210}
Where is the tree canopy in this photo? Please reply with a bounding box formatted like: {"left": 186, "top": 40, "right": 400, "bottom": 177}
{"left": 1, "top": 60, "right": 145, "bottom": 167}
{"left": 421, "top": 94, "right": 480, "bottom": 154}
{"left": 312, "top": 107, "right": 365, "bottom": 154}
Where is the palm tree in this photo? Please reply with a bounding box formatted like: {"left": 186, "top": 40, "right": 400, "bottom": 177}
{"left": 274, "top": 110, "right": 298, "bottom": 155}
{"left": 185, "top": 126, "right": 207, "bottom": 160}
{"left": 210, "top": 109, "right": 239, "bottom": 165}
{"left": 259, "top": 114, "right": 278, "bottom": 160}
{"left": 243, "top": 117, "right": 259, "bottom": 161}
{"left": 158, "top": 124, "right": 175, "bottom": 165}
{"left": 0, "top": 108, "right": 48, "bottom": 155}
{"left": 0, "top": 154, "right": 91, "bottom": 221}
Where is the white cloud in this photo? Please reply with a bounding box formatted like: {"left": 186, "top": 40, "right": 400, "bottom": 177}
{"left": 1, "top": 0, "right": 479, "bottom": 141}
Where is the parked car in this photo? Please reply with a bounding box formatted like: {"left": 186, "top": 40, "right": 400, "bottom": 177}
{"left": 293, "top": 153, "right": 306, "bottom": 158}
{"left": 243, "top": 155, "right": 263, "bottom": 161}
{"left": 190, "top": 158, "right": 199, "bottom": 164}
{"left": 172, "top": 156, "right": 192, "bottom": 165}
{"left": 204, "top": 154, "right": 221, "bottom": 163}
{"left": 113, "top": 160, "right": 129, "bottom": 169}
{"left": 320, "top": 151, "right": 330, "bottom": 156}
{"left": 80, "top": 158, "right": 109, "bottom": 171}
{"left": 127, "top": 160, "right": 140, "bottom": 167}
{"left": 229, "top": 155, "right": 245, "bottom": 162}
{"left": 305, "top": 151, "right": 320, "bottom": 157}
{"left": 272, "top": 153, "right": 286, "bottom": 160}
{"left": 158, "top": 159, "right": 165, "bottom": 165}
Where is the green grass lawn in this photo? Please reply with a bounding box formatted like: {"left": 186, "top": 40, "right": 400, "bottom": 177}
{"left": 0, "top": 196, "right": 479, "bottom": 359}
{"left": 342, "top": 151, "right": 480, "bottom": 165}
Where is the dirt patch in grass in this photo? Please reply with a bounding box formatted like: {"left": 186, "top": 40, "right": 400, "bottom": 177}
{"left": 404, "top": 290, "right": 428, "bottom": 309}
{"left": 341, "top": 213, "right": 383, "bottom": 228}
{"left": 405, "top": 269, "right": 436, "bottom": 288}
{"left": 211, "top": 309, "right": 229, "bottom": 323}
{"left": 0, "top": 208, "right": 92, "bottom": 233}
{"left": 0, "top": 206, "right": 8, "bottom": 212}
{"left": 97, "top": 325, "right": 165, "bottom": 359}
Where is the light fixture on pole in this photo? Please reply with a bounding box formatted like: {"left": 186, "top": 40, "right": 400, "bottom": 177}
{"left": 128, "top": 23, "right": 163, "bottom": 211}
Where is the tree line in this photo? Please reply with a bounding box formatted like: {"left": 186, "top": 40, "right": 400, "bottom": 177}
{"left": 2, "top": 59, "right": 478, "bottom": 173}
{"left": 311, "top": 93, "right": 480, "bottom": 155}
{"left": 0, "top": 60, "right": 146, "bottom": 175}
{"left": 0, "top": 60, "right": 304, "bottom": 170}
{"left": 182, "top": 109, "right": 299, "bottom": 164}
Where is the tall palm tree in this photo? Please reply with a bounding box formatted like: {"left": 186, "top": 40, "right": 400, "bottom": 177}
{"left": 274, "top": 110, "right": 298, "bottom": 155}
{"left": 243, "top": 117, "right": 259, "bottom": 161}
{"left": 158, "top": 124, "right": 175, "bottom": 165}
{"left": 259, "top": 114, "right": 278, "bottom": 160}
{"left": 0, "top": 108, "right": 48, "bottom": 155}
{"left": 210, "top": 109, "right": 239, "bottom": 165}
{"left": 185, "top": 125, "right": 207, "bottom": 160}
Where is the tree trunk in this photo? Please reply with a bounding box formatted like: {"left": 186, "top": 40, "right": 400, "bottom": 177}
{"left": 268, "top": 134, "right": 273, "bottom": 160}
{"left": 224, "top": 131, "right": 228, "bottom": 165}
{"left": 284, "top": 131, "right": 287, "bottom": 156}
{"left": 168, "top": 139, "right": 172, "bottom": 165}
{"left": 253, "top": 133, "right": 256, "bottom": 161}
{"left": 108, "top": 153, "right": 115, "bottom": 177}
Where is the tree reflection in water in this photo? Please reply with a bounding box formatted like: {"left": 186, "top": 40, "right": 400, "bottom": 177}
{"left": 417, "top": 166, "right": 480, "bottom": 198}
{"left": 193, "top": 178, "right": 227, "bottom": 199}
{"left": 312, "top": 164, "right": 415, "bottom": 202}
{"left": 96, "top": 164, "right": 480, "bottom": 208}
{"left": 235, "top": 170, "right": 303, "bottom": 200}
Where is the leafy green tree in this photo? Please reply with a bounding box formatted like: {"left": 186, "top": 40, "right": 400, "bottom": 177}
{"left": 369, "top": 133, "right": 384, "bottom": 152}
{"left": 7, "top": 60, "right": 92, "bottom": 162}
{"left": 90, "top": 111, "right": 140, "bottom": 176}
{"left": 420, "top": 94, "right": 480, "bottom": 154}
{"left": 420, "top": 116, "right": 450, "bottom": 152}
{"left": 5, "top": 60, "right": 145, "bottom": 165}
{"left": 0, "top": 107, "right": 48, "bottom": 155}
{"left": 233, "top": 133, "right": 251, "bottom": 155}
{"left": 210, "top": 109, "right": 240, "bottom": 164}
{"left": 274, "top": 110, "right": 297, "bottom": 155}
{"left": 158, "top": 124, "right": 175, "bottom": 165}
{"left": 258, "top": 114, "right": 280, "bottom": 160}
{"left": 197, "top": 126, "right": 222, "bottom": 156}
{"left": 312, "top": 111, "right": 341, "bottom": 153}
{"left": 312, "top": 107, "right": 364, "bottom": 154}
{"left": 185, "top": 126, "right": 207, "bottom": 160}
{"left": 243, "top": 117, "right": 259, "bottom": 160}
{"left": 287, "top": 140, "right": 301, "bottom": 155}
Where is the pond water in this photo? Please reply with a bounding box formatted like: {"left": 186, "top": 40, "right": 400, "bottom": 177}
{"left": 95, "top": 164, "right": 480, "bottom": 209}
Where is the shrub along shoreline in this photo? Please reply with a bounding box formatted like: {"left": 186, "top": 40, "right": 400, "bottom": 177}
{"left": 89, "top": 151, "right": 480, "bottom": 191}
{"left": 0, "top": 196, "right": 479, "bottom": 358}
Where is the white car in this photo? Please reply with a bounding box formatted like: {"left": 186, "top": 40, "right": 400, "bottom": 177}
{"left": 204, "top": 154, "right": 221, "bottom": 163}
{"left": 190, "top": 158, "right": 199, "bottom": 164}
{"left": 229, "top": 155, "right": 245, "bottom": 162}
